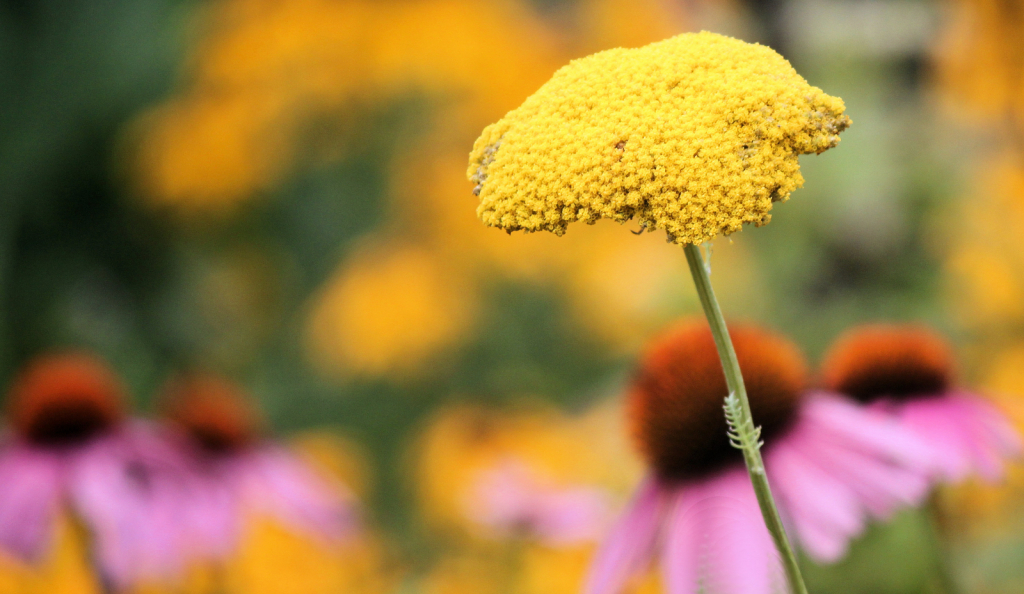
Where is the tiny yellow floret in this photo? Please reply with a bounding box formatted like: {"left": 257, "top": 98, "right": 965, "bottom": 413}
{"left": 468, "top": 31, "right": 850, "bottom": 245}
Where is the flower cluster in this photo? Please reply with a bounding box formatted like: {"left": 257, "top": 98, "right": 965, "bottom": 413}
{"left": 469, "top": 31, "right": 850, "bottom": 244}
{"left": 587, "top": 320, "right": 1020, "bottom": 594}
{"left": 0, "top": 353, "right": 361, "bottom": 591}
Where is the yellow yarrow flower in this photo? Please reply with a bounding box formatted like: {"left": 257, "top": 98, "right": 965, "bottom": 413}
{"left": 468, "top": 31, "right": 850, "bottom": 245}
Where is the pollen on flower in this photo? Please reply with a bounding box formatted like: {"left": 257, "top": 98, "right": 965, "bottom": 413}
{"left": 467, "top": 31, "right": 850, "bottom": 245}
{"left": 162, "top": 374, "right": 263, "bottom": 453}
{"left": 821, "top": 324, "right": 956, "bottom": 403}
{"left": 628, "top": 319, "right": 808, "bottom": 481}
{"left": 6, "top": 353, "right": 125, "bottom": 446}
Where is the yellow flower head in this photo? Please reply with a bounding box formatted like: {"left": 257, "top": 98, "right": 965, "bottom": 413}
{"left": 468, "top": 31, "right": 850, "bottom": 245}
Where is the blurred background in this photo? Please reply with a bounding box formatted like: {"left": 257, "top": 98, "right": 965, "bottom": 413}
{"left": 1, "top": 0, "right": 1023, "bottom": 592}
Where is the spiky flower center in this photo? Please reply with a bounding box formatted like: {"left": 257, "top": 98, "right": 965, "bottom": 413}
{"left": 163, "top": 374, "right": 261, "bottom": 454}
{"left": 628, "top": 320, "right": 807, "bottom": 482}
{"left": 7, "top": 354, "right": 124, "bottom": 447}
{"left": 821, "top": 324, "right": 954, "bottom": 403}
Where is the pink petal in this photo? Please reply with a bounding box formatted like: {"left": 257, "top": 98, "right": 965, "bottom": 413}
{"left": 947, "top": 394, "right": 1022, "bottom": 480}
{"left": 179, "top": 467, "right": 239, "bottom": 560}
{"left": 805, "top": 394, "right": 933, "bottom": 468}
{"left": 897, "top": 400, "right": 972, "bottom": 480}
{"left": 67, "top": 431, "right": 191, "bottom": 588}
{"left": 666, "top": 470, "right": 781, "bottom": 594}
{"left": 898, "top": 394, "right": 1021, "bottom": 483}
{"left": 152, "top": 429, "right": 242, "bottom": 560}
{"left": 792, "top": 395, "right": 933, "bottom": 520}
{"left": 659, "top": 489, "right": 699, "bottom": 594}
{"left": 0, "top": 443, "right": 62, "bottom": 561}
{"left": 464, "top": 459, "right": 540, "bottom": 535}
{"left": 803, "top": 436, "right": 929, "bottom": 520}
{"left": 969, "top": 396, "right": 1024, "bottom": 457}
{"left": 465, "top": 459, "right": 612, "bottom": 545}
{"left": 584, "top": 477, "right": 667, "bottom": 594}
{"left": 767, "top": 434, "right": 864, "bottom": 562}
{"left": 534, "top": 487, "right": 612, "bottom": 545}
{"left": 240, "top": 447, "right": 358, "bottom": 542}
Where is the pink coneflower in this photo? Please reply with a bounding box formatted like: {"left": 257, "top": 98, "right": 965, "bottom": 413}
{"left": 160, "top": 374, "right": 358, "bottom": 560}
{"left": 821, "top": 324, "right": 1022, "bottom": 483}
{"left": 463, "top": 457, "right": 613, "bottom": 546}
{"left": 586, "top": 321, "right": 935, "bottom": 594}
{"left": 0, "top": 353, "right": 193, "bottom": 589}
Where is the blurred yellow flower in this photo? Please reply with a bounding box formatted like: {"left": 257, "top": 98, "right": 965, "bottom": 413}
{"left": 290, "top": 430, "right": 375, "bottom": 500}
{"left": 304, "top": 243, "right": 477, "bottom": 378}
{"left": 129, "top": 0, "right": 562, "bottom": 211}
{"left": 985, "top": 345, "right": 1024, "bottom": 400}
{"left": 131, "top": 92, "right": 293, "bottom": 212}
{"left": 191, "top": 0, "right": 377, "bottom": 104}
{"left": 517, "top": 543, "right": 665, "bottom": 594}
{"left": 933, "top": 0, "right": 1024, "bottom": 132}
{"left": 0, "top": 518, "right": 99, "bottom": 594}
{"left": 362, "top": 0, "right": 561, "bottom": 124}
{"left": 947, "top": 246, "right": 1024, "bottom": 328}
{"left": 936, "top": 159, "right": 1024, "bottom": 539}
{"left": 411, "top": 403, "right": 642, "bottom": 536}
{"left": 943, "top": 158, "right": 1024, "bottom": 330}
{"left": 194, "top": 0, "right": 562, "bottom": 121}
{"left": 932, "top": 0, "right": 1024, "bottom": 550}
{"left": 419, "top": 552, "right": 503, "bottom": 594}
{"left": 934, "top": 117, "right": 1024, "bottom": 547}
{"left": 575, "top": 0, "right": 687, "bottom": 53}
{"left": 420, "top": 546, "right": 602, "bottom": 594}
{"left": 469, "top": 31, "right": 850, "bottom": 244}
{"left": 518, "top": 544, "right": 595, "bottom": 594}
{"left": 560, "top": 223, "right": 692, "bottom": 348}
{"left": 421, "top": 545, "right": 665, "bottom": 594}
{"left": 409, "top": 403, "right": 701, "bottom": 594}
{"left": 934, "top": 346, "right": 1024, "bottom": 540}
{"left": 219, "top": 519, "right": 396, "bottom": 594}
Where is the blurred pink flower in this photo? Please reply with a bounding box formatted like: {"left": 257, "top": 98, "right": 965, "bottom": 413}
{"left": 894, "top": 395, "right": 1020, "bottom": 481}
{"left": 0, "top": 353, "right": 195, "bottom": 588}
{"left": 464, "top": 457, "right": 612, "bottom": 545}
{"left": 161, "top": 374, "right": 359, "bottom": 560}
{"left": 586, "top": 321, "right": 936, "bottom": 594}
{"left": 822, "top": 324, "right": 1022, "bottom": 484}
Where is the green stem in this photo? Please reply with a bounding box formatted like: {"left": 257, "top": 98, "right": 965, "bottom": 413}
{"left": 925, "top": 498, "right": 961, "bottom": 594}
{"left": 683, "top": 243, "right": 809, "bottom": 594}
